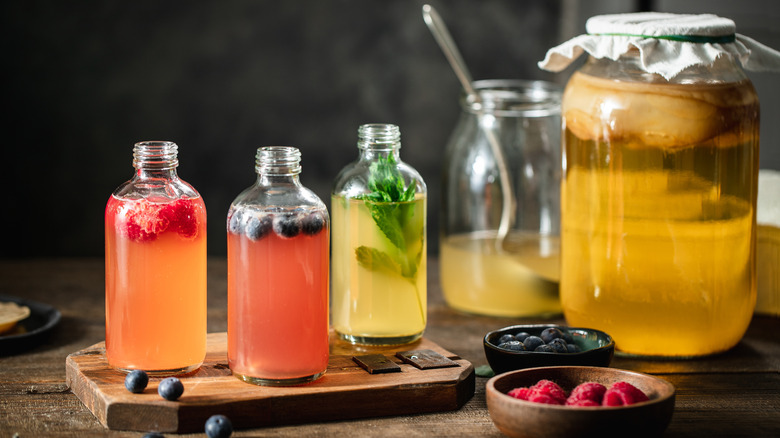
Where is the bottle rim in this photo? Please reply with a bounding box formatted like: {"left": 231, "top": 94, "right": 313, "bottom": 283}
{"left": 464, "top": 79, "right": 562, "bottom": 117}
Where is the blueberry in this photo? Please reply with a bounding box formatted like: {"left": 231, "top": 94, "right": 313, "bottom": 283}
{"left": 498, "top": 334, "right": 516, "bottom": 345}
{"left": 144, "top": 433, "right": 165, "bottom": 438}
{"left": 562, "top": 330, "right": 574, "bottom": 344}
{"left": 514, "top": 332, "right": 531, "bottom": 342}
{"left": 567, "top": 343, "right": 581, "bottom": 353}
{"left": 534, "top": 344, "right": 555, "bottom": 353}
{"left": 124, "top": 369, "right": 149, "bottom": 393}
{"left": 273, "top": 213, "right": 301, "bottom": 238}
{"left": 205, "top": 414, "right": 233, "bottom": 438}
{"left": 300, "top": 211, "right": 325, "bottom": 235}
{"left": 158, "top": 377, "right": 184, "bottom": 401}
{"left": 523, "top": 335, "right": 544, "bottom": 351}
{"left": 548, "top": 338, "right": 569, "bottom": 353}
{"left": 540, "top": 327, "right": 565, "bottom": 343}
{"left": 227, "top": 209, "right": 243, "bottom": 235}
{"left": 498, "top": 340, "right": 526, "bottom": 352}
{"left": 245, "top": 214, "right": 273, "bottom": 241}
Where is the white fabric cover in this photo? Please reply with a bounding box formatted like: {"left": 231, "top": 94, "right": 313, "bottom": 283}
{"left": 538, "top": 12, "right": 780, "bottom": 80}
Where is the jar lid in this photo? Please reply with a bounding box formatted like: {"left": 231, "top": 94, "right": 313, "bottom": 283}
{"left": 538, "top": 12, "right": 780, "bottom": 80}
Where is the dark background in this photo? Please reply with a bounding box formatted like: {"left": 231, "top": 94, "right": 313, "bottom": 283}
{"left": 3, "top": 0, "right": 778, "bottom": 258}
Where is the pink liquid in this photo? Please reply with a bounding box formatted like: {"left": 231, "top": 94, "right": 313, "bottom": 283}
{"left": 227, "top": 210, "right": 329, "bottom": 384}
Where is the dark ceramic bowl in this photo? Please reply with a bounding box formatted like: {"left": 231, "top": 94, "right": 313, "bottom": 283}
{"left": 486, "top": 366, "right": 676, "bottom": 438}
{"left": 484, "top": 324, "right": 614, "bottom": 375}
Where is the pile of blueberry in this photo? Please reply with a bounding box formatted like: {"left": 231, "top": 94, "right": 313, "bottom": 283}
{"left": 493, "top": 327, "right": 582, "bottom": 354}
{"left": 227, "top": 207, "right": 326, "bottom": 240}
{"left": 124, "top": 371, "right": 233, "bottom": 438}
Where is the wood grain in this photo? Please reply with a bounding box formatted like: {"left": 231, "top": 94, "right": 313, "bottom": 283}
{"left": 65, "top": 332, "right": 475, "bottom": 433}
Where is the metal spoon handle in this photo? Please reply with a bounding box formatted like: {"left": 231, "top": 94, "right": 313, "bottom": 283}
{"left": 422, "top": 4, "right": 478, "bottom": 99}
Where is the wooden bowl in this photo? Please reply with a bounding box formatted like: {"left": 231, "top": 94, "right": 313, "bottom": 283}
{"left": 484, "top": 324, "right": 614, "bottom": 375}
{"left": 486, "top": 366, "right": 675, "bottom": 438}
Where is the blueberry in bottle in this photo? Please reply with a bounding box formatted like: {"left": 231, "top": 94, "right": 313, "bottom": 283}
{"left": 273, "top": 212, "right": 301, "bottom": 238}
{"left": 245, "top": 214, "right": 273, "bottom": 241}
{"left": 301, "top": 211, "right": 325, "bottom": 235}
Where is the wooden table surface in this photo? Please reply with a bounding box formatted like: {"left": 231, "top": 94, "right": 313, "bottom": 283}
{"left": 1, "top": 257, "right": 779, "bottom": 437}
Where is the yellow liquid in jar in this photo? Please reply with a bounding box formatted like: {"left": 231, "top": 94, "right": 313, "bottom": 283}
{"left": 331, "top": 195, "right": 426, "bottom": 345}
{"left": 561, "top": 72, "right": 758, "bottom": 357}
{"left": 756, "top": 224, "right": 780, "bottom": 316}
{"left": 440, "top": 231, "right": 561, "bottom": 317}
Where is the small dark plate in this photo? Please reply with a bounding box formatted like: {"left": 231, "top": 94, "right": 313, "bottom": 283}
{"left": 0, "top": 294, "right": 61, "bottom": 355}
{"left": 484, "top": 324, "right": 614, "bottom": 375}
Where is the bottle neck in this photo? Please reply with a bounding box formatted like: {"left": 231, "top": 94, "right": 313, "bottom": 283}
{"left": 357, "top": 123, "right": 402, "bottom": 161}
{"left": 255, "top": 146, "right": 302, "bottom": 185}
{"left": 132, "top": 141, "right": 179, "bottom": 180}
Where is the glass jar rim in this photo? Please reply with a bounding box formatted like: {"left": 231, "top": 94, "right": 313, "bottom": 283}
{"left": 463, "top": 79, "right": 562, "bottom": 117}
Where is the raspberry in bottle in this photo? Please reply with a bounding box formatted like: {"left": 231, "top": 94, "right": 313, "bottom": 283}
{"left": 227, "top": 146, "right": 329, "bottom": 385}
{"left": 105, "top": 141, "right": 207, "bottom": 375}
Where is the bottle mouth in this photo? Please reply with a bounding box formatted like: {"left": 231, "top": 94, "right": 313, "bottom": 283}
{"left": 465, "top": 80, "right": 562, "bottom": 117}
{"left": 255, "top": 146, "right": 302, "bottom": 175}
{"left": 357, "top": 124, "right": 401, "bottom": 150}
{"left": 133, "top": 141, "right": 179, "bottom": 169}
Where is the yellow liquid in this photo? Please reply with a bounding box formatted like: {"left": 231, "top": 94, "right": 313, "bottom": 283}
{"left": 561, "top": 72, "right": 758, "bottom": 357}
{"left": 331, "top": 195, "right": 426, "bottom": 344}
{"left": 440, "top": 231, "right": 561, "bottom": 317}
{"left": 756, "top": 224, "right": 780, "bottom": 316}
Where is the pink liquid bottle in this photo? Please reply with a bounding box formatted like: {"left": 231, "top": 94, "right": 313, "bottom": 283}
{"left": 227, "top": 146, "right": 330, "bottom": 386}
{"left": 105, "top": 141, "right": 207, "bottom": 375}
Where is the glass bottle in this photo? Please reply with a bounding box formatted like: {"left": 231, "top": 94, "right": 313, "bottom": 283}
{"left": 227, "top": 146, "right": 329, "bottom": 386}
{"left": 440, "top": 79, "right": 562, "bottom": 317}
{"left": 560, "top": 50, "right": 759, "bottom": 357}
{"left": 331, "top": 124, "right": 427, "bottom": 345}
{"left": 105, "top": 141, "right": 207, "bottom": 375}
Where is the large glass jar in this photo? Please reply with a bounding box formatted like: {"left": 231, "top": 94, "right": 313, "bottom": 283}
{"left": 440, "top": 80, "right": 562, "bottom": 317}
{"left": 331, "top": 124, "right": 427, "bottom": 345}
{"left": 560, "top": 50, "right": 759, "bottom": 357}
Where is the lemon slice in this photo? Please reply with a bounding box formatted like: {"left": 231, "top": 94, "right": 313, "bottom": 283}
{"left": 0, "top": 301, "right": 31, "bottom": 334}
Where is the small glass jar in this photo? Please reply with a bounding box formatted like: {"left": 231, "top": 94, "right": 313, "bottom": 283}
{"left": 560, "top": 50, "right": 759, "bottom": 357}
{"left": 331, "top": 124, "right": 427, "bottom": 345}
{"left": 105, "top": 141, "right": 207, "bottom": 375}
{"left": 227, "top": 146, "right": 329, "bottom": 386}
{"left": 440, "top": 80, "right": 563, "bottom": 317}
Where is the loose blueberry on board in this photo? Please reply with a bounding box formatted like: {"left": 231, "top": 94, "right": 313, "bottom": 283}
{"left": 157, "top": 377, "right": 184, "bottom": 401}
{"left": 273, "top": 213, "right": 302, "bottom": 238}
{"left": 300, "top": 211, "right": 325, "bottom": 235}
{"left": 143, "top": 433, "right": 165, "bottom": 438}
{"left": 245, "top": 214, "right": 273, "bottom": 241}
{"left": 205, "top": 414, "right": 233, "bottom": 438}
{"left": 124, "top": 369, "right": 149, "bottom": 393}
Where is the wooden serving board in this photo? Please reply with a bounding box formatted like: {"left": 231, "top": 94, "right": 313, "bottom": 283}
{"left": 66, "top": 332, "right": 475, "bottom": 433}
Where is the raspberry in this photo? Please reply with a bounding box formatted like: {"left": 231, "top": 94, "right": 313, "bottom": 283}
{"left": 602, "top": 381, "right": 649, "bottom": 406}
{"left": 566, "top": 382, "right": 606, "bottom": 406}
{"left": 527, "top": 393, "right": 564, "bottom": 405}
{"left": 508, "top": 387, "right": 532, "bottom": 400}
{"left": 530, "top": 380, "right": 567, "bottom": 404}
{"left": 162, "top": 199, "right": 199, "bottom": 238}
